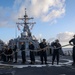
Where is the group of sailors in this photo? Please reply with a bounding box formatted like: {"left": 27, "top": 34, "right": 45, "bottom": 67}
{"left": 0, "top": 39, "right": 61, "bottom": 65}
{"left": 0, "top": 35, "right": 75, "bottom": 66}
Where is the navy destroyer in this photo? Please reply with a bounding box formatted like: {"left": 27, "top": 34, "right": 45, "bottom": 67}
{"left": 8, "top": 8, "right": 39, "bottom": 56}
{"left": 0, "top": 8, "right": 75, "bottom": 75}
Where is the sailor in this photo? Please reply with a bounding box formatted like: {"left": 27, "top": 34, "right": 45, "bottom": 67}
{"left": 2, "top": 45, "right": 8, "bottom": 62}
{"left": 39, "top": 39, "right": 47, "bottom": 64}
{"left": 29, "top": 42, "right": 35, "bottom": 64}
{"left": 20, "top": 42, "right": 26, "bottom": 63}
{"left": 13, "top": 44, "right": 17, "bottom": 63}
{"left": 7, "top": 47, "right": 13, "bottom": 62}
{"left": 69, "top": 35, "right": 75, "bottom": 66}
{"left": 51, "top": 39, "right": 62, "bottom": 65}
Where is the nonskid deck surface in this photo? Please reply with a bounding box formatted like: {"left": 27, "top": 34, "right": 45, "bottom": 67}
{"left": 0, "top": 56, "right": 75, "bottom": 75}
{"left": 0, "top": 56, "right": 73, "bottom": 68}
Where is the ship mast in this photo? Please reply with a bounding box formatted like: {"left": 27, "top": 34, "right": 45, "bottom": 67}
{"left": 16, "top": 8, "right": 36, "bottom": 39}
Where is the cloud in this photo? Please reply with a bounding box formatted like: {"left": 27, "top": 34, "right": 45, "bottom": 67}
{"left": 0, "top": 0, "right": 66, "bottom": 27}
{"left": 56, "top": 31, "right": 74, "bottom": 42}
{"left": 36, "top": 31, "right": 74, "bottom": 44}
{"left": 55, "top": 31, "right": 74, "bottom": 47}
{"left": 26, "top": 0, "right": 66, "bottom": 22}
{"left": 47, "top": 31, "right": 74, "bottom": 42}
{"left": 47, "top": 31, "right": 74, "bottom": 47}
{"left": 47, "top": 37, "right": 55, "bottom": 43}
{"left": 35, "top": 34, "right": 43, "bottom": 40}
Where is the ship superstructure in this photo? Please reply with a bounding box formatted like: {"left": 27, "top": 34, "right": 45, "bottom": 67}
{"left": 8, "top": 8, "right": 39, "bottom": 56}
{"left": 15, "top": 8, "right": 39, "bottom": 56}
{"left": 16, "top": 8, "right": 36, "bottom": 41}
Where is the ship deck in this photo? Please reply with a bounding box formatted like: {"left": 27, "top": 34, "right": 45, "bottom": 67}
{"left": 0, "top": 56, "right": 75, "bottom": 75}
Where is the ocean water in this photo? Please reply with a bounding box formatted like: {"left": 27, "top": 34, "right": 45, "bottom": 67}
{"left": 62, "top": 48, "right": 72, "bottom": 55}
{"left": 63, "top": 48, "right": 72, "bottom": 51}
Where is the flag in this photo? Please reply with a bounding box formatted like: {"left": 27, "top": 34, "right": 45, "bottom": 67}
{"left": 17, "top": 25, "right": 20, "bottom": 30}
{"left": 30, "top": 24, "right": 34, "bottom": 30}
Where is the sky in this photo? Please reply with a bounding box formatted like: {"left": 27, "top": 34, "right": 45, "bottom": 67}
{"left": 0, "top": 0, "right": 75, "bottom": 47}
